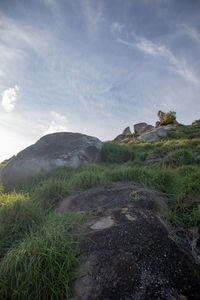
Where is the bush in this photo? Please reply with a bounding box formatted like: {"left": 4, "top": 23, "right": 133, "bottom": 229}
{"left": 0, "top": 212, "right": 83, "bottom": 300}
{"left": 102, "top": 142, "right": 135, "bottom": 163}
{"left": 162, "top": 149, "right": 196, "bottom": 167}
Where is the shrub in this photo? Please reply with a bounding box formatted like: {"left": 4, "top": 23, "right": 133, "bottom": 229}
{"left": 0, "top": 212, "right": 83, "bottom": 300}
{"left": 102, "top": 142, "right": 135, "bottom": 163}
{"left": 162, "top": 149, "right": 196, "bottom": 167}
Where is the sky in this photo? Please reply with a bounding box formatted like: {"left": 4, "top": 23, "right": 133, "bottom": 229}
{"left": 0, "top": 0, "right": 200, "bottom": 162}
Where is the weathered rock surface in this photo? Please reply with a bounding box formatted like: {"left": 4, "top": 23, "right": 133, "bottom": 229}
{"left": 0, "top": 132, "right": 103, "bottom": 186}
{"left": 158, "top": 111, "right": 178, "bottom": 126}
{"left": 113, "top": 134, "right": 127, "bottom": 142}
{"left": 134, "top": 122, "right": 154, "bottom": 135}
{"left": 139, "top": 126, "right": 174, "bottom": 142}
{"left": 58, "top": 183, "right": 200, "bottom": 300}
{"left": 122, "top": 126, "right": 132, "bottom": 135}
{"left": 113, "top": 127, "right": 132, "bottom": 142}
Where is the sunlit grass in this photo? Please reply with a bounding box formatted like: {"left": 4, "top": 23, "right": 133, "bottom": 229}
{"left": 0, "top": 212, "right": 84, "bottom": 300}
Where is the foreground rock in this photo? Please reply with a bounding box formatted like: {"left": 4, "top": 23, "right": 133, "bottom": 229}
{"left": 139, "top": 126, "right": 174, "bottom": 141}
{"left": 134, "top": 122, "right": 154, "bottom": 134}
{"left": 58, "top": 183, "right": 200, "bottom": 300}
{"left": 0, "top": 132, "right": 103, "bottom": 186}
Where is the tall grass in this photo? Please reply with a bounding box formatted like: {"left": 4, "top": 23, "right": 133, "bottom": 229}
{"left": 0, "top": 191, "right": 44, "bottom": 257}
{"left": 1, "top": 125, "right": 200, "bottom": 298}
{"left": 0, "top": 212, "right": 84, "bottom": 300}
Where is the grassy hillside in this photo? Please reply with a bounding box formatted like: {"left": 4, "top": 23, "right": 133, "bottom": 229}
{"left": 0, "top": 121, "right": 200, "bottom": 298}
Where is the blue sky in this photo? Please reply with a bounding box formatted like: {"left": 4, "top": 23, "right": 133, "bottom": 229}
{"left": 0, "top": 0, "right": 200, "bottom": 161}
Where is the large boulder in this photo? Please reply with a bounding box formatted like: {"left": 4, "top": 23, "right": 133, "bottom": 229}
{"left": 134, "top": 122, "right": 154, "bottom": 134}
{"left": 58, "top": 183, "right": 200, "bottom": 299}
{"left": 0, "top": 132, "right": 103, "bottom": 186}
{"left": 139, "top": 126, "right": 174, "bottom": 142}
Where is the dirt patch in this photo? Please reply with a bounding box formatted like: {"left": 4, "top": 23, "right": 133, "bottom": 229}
{"left": 58, "top": 183, "right": 200, "bottom": 300}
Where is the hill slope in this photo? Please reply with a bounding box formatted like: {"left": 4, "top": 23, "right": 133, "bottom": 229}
{"left": 0, "top": 120, "right": 200, "bottom": 298}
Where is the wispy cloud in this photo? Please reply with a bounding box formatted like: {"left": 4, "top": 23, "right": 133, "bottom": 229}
{"left": 116, "top": 31, "right": 199, "bottom": 85}
{"left": 184, "top": 25, "right": 200, "bottom": 45}
{"left": 1, "top": 85, "right": 20, "bottom": 112}
{"left": 80, "top": 0, "right": 104, "bottom": 39}
{"left": 111, "top": 22, "right": 124, "bottom": 34}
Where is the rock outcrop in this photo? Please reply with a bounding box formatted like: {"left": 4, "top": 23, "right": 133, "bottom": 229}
{"left": 157, "top": 110, "right": 178, "bottom": 126}
{"left": 0, "top": 132, "right": 103, "bottom": 186}
{"left": 58, "top": 183, "right": 200, "bottom": 300}
{"left": 122, "top": 126, "right": 131, "bottom": 135}
{"left": 139, "top": 126, "right": 174, "bottom": 142}
{"left": 113, "top": 126, "right": 132, "bottom": 142}
{"left": 134, "top": 122, "right": 154, "bottom": 134}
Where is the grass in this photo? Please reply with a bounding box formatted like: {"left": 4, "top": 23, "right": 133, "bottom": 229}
{"left": 0, "top": 212, "right": 84, "bottom": 300}
{"left": 0, "top": 120, "right": 200, "bottom": 297}
{"left": 0, "top": 191, "right": 44, "bottom": 258}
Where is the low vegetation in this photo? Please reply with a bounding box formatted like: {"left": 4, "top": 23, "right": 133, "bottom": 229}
{"left": 0, "top": 120, "right": 200, "bottom": 298}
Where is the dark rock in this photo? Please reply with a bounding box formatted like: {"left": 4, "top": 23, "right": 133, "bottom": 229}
{"left": 0, "top": 132, "right": 103, "bottom": 186}
{"left": 58, "top": 183, "right": 200, "bottom": 300}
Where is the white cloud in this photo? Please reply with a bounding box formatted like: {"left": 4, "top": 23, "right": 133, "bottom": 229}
{"left": 43, "top": 111, "right": 69, "bottom": 135}
{"left": 1, "top": 85, "right": 20, "bottom": 113}
{"left": 117, "top": 32, "right": 199, "bottom": 85}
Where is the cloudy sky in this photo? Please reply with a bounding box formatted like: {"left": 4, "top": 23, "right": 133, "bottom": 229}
{"left": 0, "top": 0, "right": 200, "bottom": 161}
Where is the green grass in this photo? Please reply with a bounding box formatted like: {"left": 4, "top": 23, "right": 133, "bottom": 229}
{"left": 162, "top": 149, "right": 196, "bottom": 167}
{"left": 102, "top": 142, "right": 135, "bottom": 163}
{"left": 0, "top": 191, "right": 44, "bottom": 257}
{"left": 1, "top": 120, "right": 200, "bottom": 298}
{"left": 0, "top": 212, "right": 84, "bottom": 300}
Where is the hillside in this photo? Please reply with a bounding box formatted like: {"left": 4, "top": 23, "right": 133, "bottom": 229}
{"left": 0, "top": 116, "right": 200, "bottom": 299}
